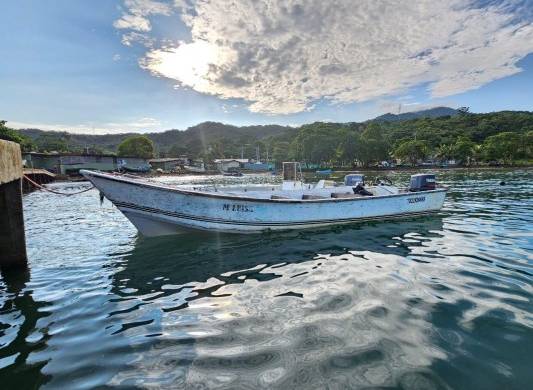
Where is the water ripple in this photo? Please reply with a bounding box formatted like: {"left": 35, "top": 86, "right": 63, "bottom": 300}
{"left": 0, "top": 168, "right": 532, "bottom": 389}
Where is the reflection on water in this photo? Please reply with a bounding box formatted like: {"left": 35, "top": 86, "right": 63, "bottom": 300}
{"left": 0, "top": 169, "right": 532, "bottom": 389}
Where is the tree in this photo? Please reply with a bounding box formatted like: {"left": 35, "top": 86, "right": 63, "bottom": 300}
{"left": 289, "top": 122, "right": 344, "bottom": 164}
{"left": 35, "top": 134, "right": 69, "bottom": 152}
{"left": 0, "top": 120, "right": 35, "bottom": 151}
{"left": 357, "top": 123, "right": 389, "bottom": 167}
{"left": 394, "top": 140, "right": 429, "bottom": 166}
{"left": 272, "top": 141, "right": 290, "bottom": 163}
{"left": 481, "top": 132, "right": 522, "bottom": 164}
{"left": 457, "top": 106, "right": 470, "bottom": 115}
{"left": 524, "top": 131, "right": 533, "bottom": 159}
{"left": 117, "top": 135, "right": 154, "bottom": 158}
{"left": 435, "top": 144, "right": 453, "bottom": 161}
{"left": 337, "top": 131, "right": 360, "bottom": 166}
{"left": 452, "top": 137, "right": 476, "bottom": 165}
{"left": 167, "top": 143, "right": 188, "bottom": 157}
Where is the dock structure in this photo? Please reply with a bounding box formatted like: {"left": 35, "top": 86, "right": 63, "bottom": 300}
{"left": 22, "top": 168, "right": 55, "bottom": 192}
{"left": 0, "top": 140, "right": 27, "bottom": 269}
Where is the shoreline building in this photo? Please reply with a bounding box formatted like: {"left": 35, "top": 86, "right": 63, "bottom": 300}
{"left": 148, "top": 157, "right": 190, "bottom": 171}
{"left": 23, "top": 152, "right": 149, "bottom": 175}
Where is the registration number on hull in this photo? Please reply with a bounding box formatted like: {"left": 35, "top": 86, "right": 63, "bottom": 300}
{"left": 223, "top": 204, "right": 254, "bottom": 212}
{"left": 408, "top": 196, "right": 426, "bottom": 204}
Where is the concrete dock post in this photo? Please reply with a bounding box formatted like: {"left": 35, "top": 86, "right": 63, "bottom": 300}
{"left": 0, "top": 140, "right": 27, "bottom": 269}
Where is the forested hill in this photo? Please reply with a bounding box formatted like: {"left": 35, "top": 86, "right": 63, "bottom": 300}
{"left": 6, "top": 109, "right": 533, "bottom": 165}
{"left": 18, "top": 122, "right": 294, "bottom": 157}
{"left": 371, "top": 106, "right": 458, "bottom": 122}
{"left": 17, "top": 106, "right": 460, "bottom": 155}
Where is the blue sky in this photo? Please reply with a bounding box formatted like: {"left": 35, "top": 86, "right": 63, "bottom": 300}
{"left": 0, "top": 0, "right": 532, "bottom": 134}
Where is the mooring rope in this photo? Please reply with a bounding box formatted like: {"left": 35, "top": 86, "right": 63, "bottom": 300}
{"left": 23, "top": 175, "right": 95, "bottom": 196}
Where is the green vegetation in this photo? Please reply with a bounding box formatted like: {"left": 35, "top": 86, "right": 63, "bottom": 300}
{"left": 481, "top": 132, "right": 525, "bottom": 165}
{"left": 8, "top": 109, "right": 533, "bottom": 166}
{"left": 393, "top": 140, "right": 430, "bottom": 166}
{"left": 274, "top": 110, "right": 533, "bottom": 166}
{"left": 0, "top": 120, "right": 34, "bottom": 151}
{"left": 117, "top": 135, "right": 155, "bottom": 158}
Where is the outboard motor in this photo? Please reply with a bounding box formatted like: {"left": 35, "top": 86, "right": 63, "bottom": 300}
{"left": 344, "top": 174, "right": 365, "bottom": 186}
{"left": 409, "top": 174, "right": 436, "bottom": 192}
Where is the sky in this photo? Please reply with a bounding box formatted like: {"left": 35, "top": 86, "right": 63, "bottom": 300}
{"left": 0, "top": 0, "right": 532, "bottom": 134}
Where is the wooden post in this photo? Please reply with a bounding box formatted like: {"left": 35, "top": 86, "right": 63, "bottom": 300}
{"left": 0, "top": 140, "right": 27, "bottom": 269}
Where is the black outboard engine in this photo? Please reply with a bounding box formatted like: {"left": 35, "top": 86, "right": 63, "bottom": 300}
{"left": 409, "top": 174, "right": 436, "bottom": 192}
{"left": 353, "top": 183, "right": 373, "bottom": 196}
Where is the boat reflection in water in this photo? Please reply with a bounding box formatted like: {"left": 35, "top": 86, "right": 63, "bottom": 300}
{"left": 114, "top": 216, "right": 445, "bottom": 293}
{"left": 106, "top": 216, "right": 450, "bottom": 388}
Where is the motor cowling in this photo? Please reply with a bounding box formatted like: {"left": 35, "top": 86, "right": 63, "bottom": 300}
{"left": 409, "top": 174, "right": 436, "bottom": 191}
{"left": 344, "top": 174, "right": 365, "bottom": 186}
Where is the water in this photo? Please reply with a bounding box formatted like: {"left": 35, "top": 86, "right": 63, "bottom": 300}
{"left": 1, "top": 169, "right": 532, "bottom": 389}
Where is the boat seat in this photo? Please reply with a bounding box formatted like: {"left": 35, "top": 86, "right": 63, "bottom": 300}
{"left": 331, "top": 192, "right": 356, "bottom": 198}
{"left": 302, "top": 194, "right": 328, "bottom": 200}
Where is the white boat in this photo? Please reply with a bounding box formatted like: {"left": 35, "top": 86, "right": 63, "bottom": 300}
{"left": 81, "top": 162, "right": 446, "bottom": 236}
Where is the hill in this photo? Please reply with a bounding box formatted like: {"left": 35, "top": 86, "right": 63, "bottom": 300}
{"left": 16, "top": 107, "right": 460, "bottom": 155}
{"left": 18, "top": 122, "right": 294, "bottom": 158}
{"left": 8, "top": 108, "right": 532, "bottom": 165}
{"left": 371, "top": 106, "right": 458, "bottom": 122}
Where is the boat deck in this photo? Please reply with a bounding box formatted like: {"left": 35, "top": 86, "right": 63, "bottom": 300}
{"left": 196, "top": 183, "right": 403, "bottom": 200}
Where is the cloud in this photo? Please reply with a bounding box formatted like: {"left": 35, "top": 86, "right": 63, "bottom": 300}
{"left": 113, "top": 14, "right": 152, "bottom": 32}
{"left": 121, "top": 31, "right": 156, "bottom": 47}
{"left": 116, "top": 0, "right": 533, "bottom": 114}
{"left": 114, "top": 0, "right": 173, "bottom": 33}
{"left": 124, "top": 0, "right": 172, "bottom": 16}
{"left": 11, "top": 117, "right": 163, "bottom": 134}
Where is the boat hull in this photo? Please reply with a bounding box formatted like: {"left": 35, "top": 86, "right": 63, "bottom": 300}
{"left": 82, "top": 170, "right": 447, "bottom": 236}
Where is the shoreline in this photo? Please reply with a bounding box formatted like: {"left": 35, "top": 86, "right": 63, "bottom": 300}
{"left": 46, "top": 164, "right": 532, "bottom": 183}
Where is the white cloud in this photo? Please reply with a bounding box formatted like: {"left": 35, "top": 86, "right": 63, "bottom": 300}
{"left": 11, "top": 117, "right": 163, "bottom": 134}
{"left": 112, "top": 54, "right": 121, "bottom": 61}
{"left": 115, "top": 0, "right": 173, "bottom": 37}
{"left": 116, "top": 0, "right": 533, "bottom": 114}
{"left": 113, "top": 14, "right": 152, "bottom": 32}
{"left": 124, "top": 0, "right": 172, "bottom": 16}
{"left": 121, "top": 31, "right": 156, "bottom": 47}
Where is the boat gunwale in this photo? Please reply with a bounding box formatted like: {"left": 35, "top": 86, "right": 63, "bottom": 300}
{"left": 80, "top": 169, "right": 448, "bottom": 204}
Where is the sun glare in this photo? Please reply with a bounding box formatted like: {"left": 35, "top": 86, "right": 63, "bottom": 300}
{"left": 146, "top": 41, "right": 219, "bottom": 90}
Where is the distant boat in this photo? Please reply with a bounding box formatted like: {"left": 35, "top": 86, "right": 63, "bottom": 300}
{"left": 81, "top": 163, "right": 446, "bottom": 236}
{"left": 316, "top": 169, "right": 332, "bottom": 175}
{"left": 117, "top": 159, "right": 151, "bottom": 173}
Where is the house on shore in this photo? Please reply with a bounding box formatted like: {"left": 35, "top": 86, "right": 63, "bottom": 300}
{"left": 213, "top": 159, "right": 249, "bottom": 172}
{"left": 213, "top": 158, "right": 274, "bottom": 172}
{"left": 149, "top": 157, "right": 189, "bottom": 171}
{"left": 23, "top": 152, "right": 149, "bottom": 175}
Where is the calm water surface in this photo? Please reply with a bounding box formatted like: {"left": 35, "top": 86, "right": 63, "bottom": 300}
{"left": 1, "top": 169, "right": 532, "bottom": 389}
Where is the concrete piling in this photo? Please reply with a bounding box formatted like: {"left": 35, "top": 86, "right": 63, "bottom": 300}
{"left": 0, "top": 140, "right": 27, "bottom": 269}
